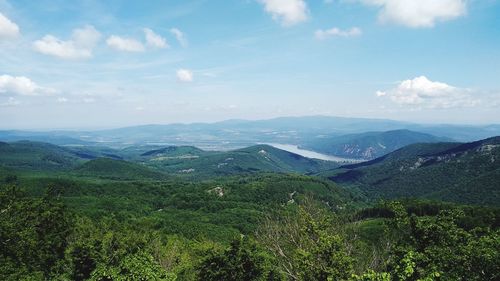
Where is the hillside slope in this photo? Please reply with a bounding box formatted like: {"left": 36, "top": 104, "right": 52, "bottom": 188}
{"left": 0, "top": 141, "right": 85, "bottom": 171}
{"left": 304, "top": 129, "right": 449, "bottom": 160}
{"left": 73, "top": 158, "right": 167, "bottom": 180}
{"left": 325, "top": 137, "right": 500, "bottom": 206}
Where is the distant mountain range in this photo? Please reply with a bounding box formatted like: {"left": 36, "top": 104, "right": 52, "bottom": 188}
{"left": 1, "top": 116, "right": 499, "bottom": 151}
{"left": 324, "top": 136, "right": 500, "bottom": 206}
{"left": 303, "top": 129, "right": 451, "bottom": 160}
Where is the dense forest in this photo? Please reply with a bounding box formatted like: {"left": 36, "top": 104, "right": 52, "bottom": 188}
{"left": 1, "top": 172, "right": 499, "bottom": 280}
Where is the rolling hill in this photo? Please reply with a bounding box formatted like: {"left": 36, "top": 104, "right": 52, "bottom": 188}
{"left": 73, "top": 158, "right": 167, "bottom": 180}
{"left": 303, "top": 129, "right": 450, "bottom": 160}
{"left": 141, "top": 144, "right": 339, "bottom": 178}
{"left": 0, "top": 141, "right": 85, "bottom": 171}
{"left": 325, "top": 136, "right": 500, "bottom": 206}
{"left": 0, "top": 141, "right": 133, "bottom": 172}
{"left": 139, "top": 145, "right": 207, "bottom": 158}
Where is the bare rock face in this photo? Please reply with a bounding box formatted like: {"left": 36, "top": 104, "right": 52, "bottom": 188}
{"left": 208, "top": 186, "right": 224, "bottom": 197}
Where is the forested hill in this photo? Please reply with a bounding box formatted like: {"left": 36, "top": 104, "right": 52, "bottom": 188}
{"left": 0, "top": 141, "right": 85, "bottom": 171}
{"left": 303, "top": 129, "right": 449, "bottom": 160}
{"left": 74, "top": 158, "right": 168, "bottom": 180}
{"left": 141, "top": 144, "right": 338, "bottom": 178}
{"left": 326, "top": 136, "right": 500, "bottom": 205}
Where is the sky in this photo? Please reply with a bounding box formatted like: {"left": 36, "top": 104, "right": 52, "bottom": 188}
{"left": 0, "top": 0, "right": 499, "bottom": 129}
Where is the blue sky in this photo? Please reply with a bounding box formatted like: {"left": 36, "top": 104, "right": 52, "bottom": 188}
{"left": 0, "top": 0, "right": 499, "bottom": 129}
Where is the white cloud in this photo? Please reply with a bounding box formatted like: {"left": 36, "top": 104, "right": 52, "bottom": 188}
{"left": 376, "top": 76, "right": 479, "bottom": 109}
{"left": 106, "top": 35, "right": 144, "bottom": 52}
{"left": 0, "top": 13, "right": 19, "bottom": 39}
{"left": 0, "top": 97, "right": 20, "bottom": 107}
{"left": 360, "top": 0, "right": 467, "bottom": 28}
{"left": 144, "top": 28, "right": 168, "bottom": 48}
{"left": 258, "top": 0, "right": 309, "bottom": 26}
{"left": 170, "top": 28, "right": 188, "bottom": 47}
{"left": 33, "top": 25, "right": 101, "bottom": 59}
{"left": 0, "top": 75, "right": 56, "bottom": 96}
{"left": 176, "top": 69, "right": 193, "bottom": 82}
{"left": 57, "top": 97, "right": 68, "bottom": 103}
{"left": 315, "top": 27, "right": 362, "bottom": 40}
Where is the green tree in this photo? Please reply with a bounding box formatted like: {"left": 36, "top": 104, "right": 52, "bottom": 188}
{"left": 197, "top": 236, "right": 278, "bottom": 281}
{"left": 0, "top": 184, "right": 71, "bottom": 280}
{"left": 385, "top": 203, "right": 500, "bottom": 281}
{"left": 257, "top": 199, "right": 354, "bottom": 281}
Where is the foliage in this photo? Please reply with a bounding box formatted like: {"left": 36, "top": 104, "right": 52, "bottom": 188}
{"left": 197, "top": 236, "right": 279, "bottom": 281}
{"left": 0, "top": 184, "right": 71, "bottom": 280}
{"left": 384, "top": 203, "right": 500, "bottom": 281}
{"left": 257, "top": 200, "right": 354, "bottom": 280}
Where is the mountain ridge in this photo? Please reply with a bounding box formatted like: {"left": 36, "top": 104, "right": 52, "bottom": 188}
{"left": 303, "top": 129, "right": 451, "bottom": 160}
{"left": 325, "top": 136, "right": 500, "bottom": 206}
{"left": 2, "top": 116, "right": 499, "bottom": 149}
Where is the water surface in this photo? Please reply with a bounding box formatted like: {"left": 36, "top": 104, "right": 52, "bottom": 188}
{"left": 264, "top": 143, "right": 361, "bottom": 163}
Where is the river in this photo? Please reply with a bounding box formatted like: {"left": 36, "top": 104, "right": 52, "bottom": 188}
{"left": 264, "top": 143, "right": 362, "bottom": 163}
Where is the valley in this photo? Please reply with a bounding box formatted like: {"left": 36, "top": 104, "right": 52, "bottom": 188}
{"left": 1, "top": 119, "right": 499, "bottom": 280}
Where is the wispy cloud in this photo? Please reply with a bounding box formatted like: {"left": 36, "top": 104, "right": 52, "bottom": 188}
{"left": 0, "top": 97, "right": 20, "bottom": 107}
{"left": 144, "top": 28, "right": 168, "bottom": 48}
{"left": 170, "top": 28, "right": 188, "bottom": 47}
{"left": 315, "top": 27, "right": 362, "bottom": 40}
